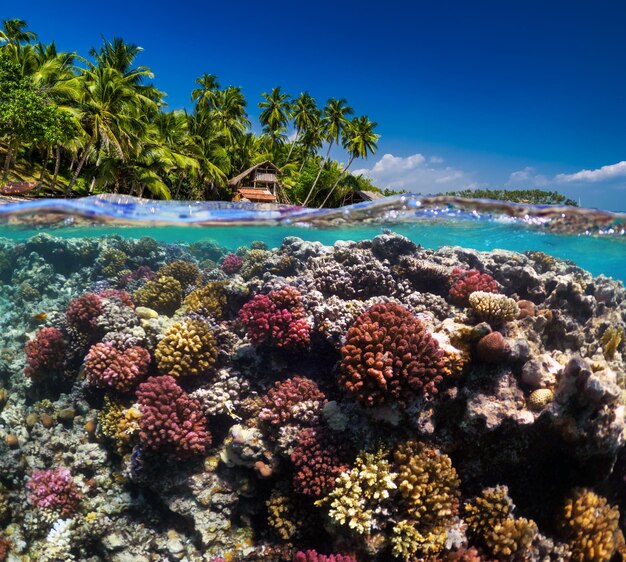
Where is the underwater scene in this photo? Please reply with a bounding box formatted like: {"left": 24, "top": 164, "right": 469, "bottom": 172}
{"left": 0, "top": 195, "right": 625, "bottom": 562}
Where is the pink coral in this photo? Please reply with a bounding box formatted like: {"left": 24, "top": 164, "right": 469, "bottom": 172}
{"left": 220, "top": 253, "right": 244, "bottom": 274}
{"left": 26, "top": 468, "right": 82, "bottom": 517}
{"left": 448, "top": 268, "right": 499, "bottom": 306}
{"left": 260, "top": 376, "right": 327, "bottom": 427}
{"left": 293, "top": 551, "right": 357, "bottom": 562}
{"left": 239, "top": 287, "right": 311, "bottom": 350}
{"left": 84, "top": 342, "right": 151, "bottom": 392}
{"left": 291, "top": 427, "right": 350, "bottom": 498}
{"left": 339, "top": 302, "right": 446, "bottom": 408}
{"left": 118, "top": 266, "right": 155, "bottom": 288}
{"left": 24, "top": 327, "right": 65, "bottom": 380}
{"left": 99, "top": 289, "right": 134, "bottom": 308}
{"left": 137, "top": 375, "right": 212, "bottom": 460}
{"left": 66, "top": 293, "right": 104, "bottom": 332}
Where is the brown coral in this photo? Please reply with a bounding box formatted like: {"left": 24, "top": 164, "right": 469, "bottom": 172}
{"left": 155, "top": 319, "right": 217, "bottom": 378}
{"left": 468, "top": 292, "right": 520, "bottom": 326}
{"left": 157, "top": 260, "right": 201, "bottom": 290}
{"left": 133, "top": 275, "right": 182, "bottom": 316}
{"left": 183, "top": 281, "right": 227, "bottom": 319}
{"left": 339, "top": 302, "right": 446, "bottom": 408}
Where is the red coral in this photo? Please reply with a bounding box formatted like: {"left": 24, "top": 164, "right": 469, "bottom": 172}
{"left": 220, "top": 253, "right": 244, "bottom": 274}
{"left": 291, "top": 427, "right": 350, "bottom": 498}
{"left": 0, "top": 537, "right": 10, "bottom": 561}
{"left": 66, "top": 293, "right": 104, "bottom": 332}
{"left": 293, "top": 551, "right": 357, "bottom": 562}
{"left": 448, "top": 268, "right": 499, "bottom": 306}
{"left": 260, "top": 376, "right": 327, "bottom": 427}
{"left": 339, "top": 302, "right": 446, "bottom": 408}
{"left": 26, "top": 467, "right": 82, "bottom": 517}
{"left": 24, "top": 327, "right": 66, "bottom": 380}
{"left": 137, "top": 375, "right": 211, "bottom": 460}
{"left": 84, "top": 342, "right": 150, "bottom": 392}
{"left": 239, "top": 287, "right": 310, "bottom": 350}
{"left": 475, "top": 332, "right": 509, "bottom": 363}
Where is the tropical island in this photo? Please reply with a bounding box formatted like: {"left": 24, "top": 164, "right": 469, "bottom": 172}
{"left": 0, "top": 19, "right": 579, "bottom": 209}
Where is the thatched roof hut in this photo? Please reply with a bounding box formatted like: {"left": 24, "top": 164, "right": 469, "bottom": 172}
{"left": 229, "top": 161, "right": 281, "bottom": 203}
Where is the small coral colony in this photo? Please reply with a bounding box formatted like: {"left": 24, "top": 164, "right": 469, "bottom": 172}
{"left": 0, "top": 231, "right": 624, "bottom": 562}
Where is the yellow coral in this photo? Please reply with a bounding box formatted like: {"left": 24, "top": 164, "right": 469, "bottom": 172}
{"left": 468, "top": 291, "right": 520, "bottom": 325}
{"left": 157, "top": 260, "right": 201, "bottom": 290}
{"left": 560, "top": 488, "right": 625, "bottom": 562}
{"left": 133, "top": 275, "right": 182, "bottom": 316}
{"left": 0, "top": 482, "right": 10, "bottom": 522}
{"left": 391, "top": 519, "right": 448, "bottom": 560}
{"left": 316, "top": 449, "right": 397, "bottom": 535}
{"left": 601, "top": 327, "right": 623, "bottom": 360}
{"left": 183, "top": 282, "right": 227, "bottom": 319}
{"left": 394, "top": 440, "right": 460, "bottom": 527}
{"left": 155, "top": 319, "right": 217, "bottom": 377}
{"left": 98, "top": 396, "right": 141, "bottom": 454}
{"left": 99, "top": 248, "right": 127, "bottom": 276}
{"left": 240, "top": 249, "right": 272, "bottom": 279}
{"left": 266, "top": 488, "right": 302, "bottom": 540}
{"left": 527, "top": 388, "right": 554, "bottom": 411}
{"left": 465, "top": 485, "right": 537, "bottom": 560}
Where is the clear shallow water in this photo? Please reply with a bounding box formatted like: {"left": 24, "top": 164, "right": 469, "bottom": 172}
{"left": 0, "top": 195, "right": 625, "bottom": 561}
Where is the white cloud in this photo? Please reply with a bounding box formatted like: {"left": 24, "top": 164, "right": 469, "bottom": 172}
{"left": 555, "top": 160, "right": 626, "bottom": 183}
{"left": 353, "top": 152, "right": 474, "bottom": 193}
{"left": 506, "top": 166, "right": 549, "bottom": 187}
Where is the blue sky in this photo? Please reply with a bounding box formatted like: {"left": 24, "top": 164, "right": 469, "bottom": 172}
{"left": 5, "top": 0, "right": 626, "bottom": 210}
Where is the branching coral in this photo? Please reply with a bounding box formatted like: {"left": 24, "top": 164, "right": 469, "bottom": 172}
{"left": 339, "top": 302, "right": 446, "bottom": 407}
{"left": 316, "top": 449, "right": 397, "bottom": 535}
{"left": 559, "top": 488, "right": 626, "bottom": 562}
{"left": 293, "top": 551, "right": 357, "bottom": 562}
{"left": 66, "top": 293, "right": 104, "bottom": 332}
{"left": 448, "top": 268, "right": 499, "bottom": 306}
{"left": 84, "top": 342, "right": 150, "bottom": 392}
{"left": 220, "top": 253, "right": 244, "bottom": 274}
{"left": 267, "top": 487, "right": 303, "bottom": 540}
{"left": 155, "top": 319, "right": 217, "bottom": 378}
{"left": 137, "top": 375, "right": 211, "bottom": 459}
{"left": 600, "top": 326, "right": 624, "bottom": 360}
{"left": 26, "top": 467, "right": 82, "bottom": 517}
{"left": 465, "top": 485, "right": 537, "bottom": 560}
{"left": 391, "top": 519, "right": 448, "bottom": 560}
{"left": 468, "top": 292, "right": 520, "bottom": 325}
{"left": 239, "top": 287, "right": 311, "bottom": 350}
{"left": 133, "top": 275, "right": 182, "bottom": 316}
{"left": 24, "top": 327, "right": 66, "bottom": 380}
{"left": 291, "top": 426, "right": 351, "bottom": 498}
{"left": 259, "top": 376, "right": 326, "bottom": 427}
{"left": 97, "top": 395, "right": 141, "bottom": 453}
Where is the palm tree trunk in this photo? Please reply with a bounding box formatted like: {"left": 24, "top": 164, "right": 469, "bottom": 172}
{"left": 50, "top": 145, "right": 61, "bottom": 191}
{"left": 66, "top": 132, "right": 96, "bottom": 196}
{"left": 36, "top": 147, "right": 51, "bottom": 195}
{"left": 319, "top": 156, "right": 355, "bottom": 208}
{"left": 2, "top": 139, "right": 16, "bottom": 182}
{"left": 173, "top": 174, "right": 185, "bottom": 199}
{"left": 285, "top": 131, "right": 300, "bottom": 163}
{"left": 302, "top": 141, "right": 333, "bottom": 206}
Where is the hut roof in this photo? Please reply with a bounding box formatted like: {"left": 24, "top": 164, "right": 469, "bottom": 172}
{"left": 357, "top": 190, "right": 384, "bottom": 201}
{"left": 236, "top": 188, "right": 277, "bottom": 203}
{"left": 228, "top": 161, "right": 280, "bottom": 186}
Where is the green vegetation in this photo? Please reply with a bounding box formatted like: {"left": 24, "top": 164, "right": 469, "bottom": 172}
{"left": 441, "top": 188, "right": 578, "bottom": 206}
{"left": 0, "top": 19, "right": 379, "bottom": 206}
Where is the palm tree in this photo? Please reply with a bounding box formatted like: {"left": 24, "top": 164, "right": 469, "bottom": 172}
{"left": 319, "top": 115, "right": 379, "bottom": 207}
{"left": 286, "top": 91, "right": 319, "bottom": 163}
{"left": 302, "top": 97, "right": 353, "bottom": 206}
{"left": 258, "top": 87, "right": 291, "bottom": 149}
{"left": 0, "top": 19, "right": 37, "bottom": 47}
{"left": 191, "top": 73, "right": 220, "bottom": 111}
{"left": 211, "top": 86, "right": 250, "bottom": 147}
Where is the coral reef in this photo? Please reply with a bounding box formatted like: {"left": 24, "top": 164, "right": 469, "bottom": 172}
{"left": 221, "top": 253, "right": 244, "bottom": 274}
{"left": 449, "top": 268, "right": 499, "bottom": 305}
{"left": 84, "top": 342, "right": 150, "bottom": 392}
{"left": 260, "top": 376, "right": 326, "bottom": 428}
{"left": 24, "top": 327, "right": 66, "bottom": 381}
{"left": 133, "top": 274, "right": 182, "bottom": 315}
{"left": 26, "top": 467, "right": 82, "bottom": 517}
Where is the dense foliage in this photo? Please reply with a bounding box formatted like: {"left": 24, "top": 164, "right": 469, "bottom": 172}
{"left": 442, "top": 188, "right": 579, "bottom": 206}
{"left": 0, "top": 19, "right": 379, "bottom": 206}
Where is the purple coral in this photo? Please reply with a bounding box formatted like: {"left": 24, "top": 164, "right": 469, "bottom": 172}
{"left": 239, "top": 287, "right": 311, "bottom": 350}
{"left": 26, "top": 468, "right": 82, "bottom": 517}
{"left": 66, "top": 292, "right": 104, "bottom": 332}
{"left": 24, "top": 327, "right": 65, "bottom": 380}
{"left": 220, "top": 253, "right": 243, "bottom": 274}
{"left": 137, "top": 375, "right": 212, "bottom": 460}
{"left": 84, "top": 342, "right": 151, "bottom": 392}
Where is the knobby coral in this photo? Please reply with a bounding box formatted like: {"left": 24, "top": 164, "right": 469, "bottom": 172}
{"left": 26, "top": 468, "right": 82, "bottom": 517}
{"left": 183, "top": 282, "right": 227, "bottom": 319}
{"left": 84, "top": 342, "right": 150, "bottom": 392}
{"left": 260, "top": 376, "right": 326, "bottom": 428}
{"left": 24, "top": 327, "right": 66, "bottom": 380}
{"left": 155, "top": 319, "right": 217, "bottom": 378}
{"left": 66, "top": 293, "right": 103, "bottom": 332}
{"left": 220, "top": 253, "right": 244, "bottom": 274}
{"left": 339, "top": 302, "right": 446, "bottom": 407}
{"left": 157, "top": 260, "right": 201, "bottom": 290}
{"left": 293, "top": 551, "right": 357, "bottom": 562}
{"left": 133, "top": 275, "right": 182, "bottom": 316}
{"left": 239, "top": 286, "right": 311, "bottom": 350}
{"left": 468, "top": 292, "right": 519, "bottom": 325}
{"left": 137, "top": 375, "right": 212, "bottom": 459}
{"left": 448, "top": 268, "right": 499, "bottom": 305}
